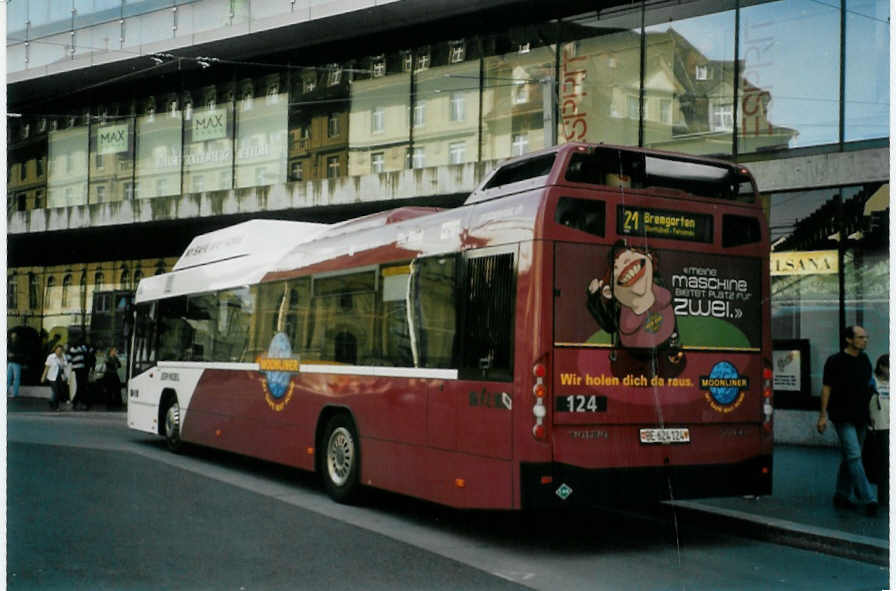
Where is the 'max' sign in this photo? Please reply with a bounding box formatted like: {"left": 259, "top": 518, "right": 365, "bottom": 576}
{"left": 192, "top": 110, "right": 228, "bottom": 142}
{"left": 770, "top": 250, "right": 838, "bottom": 276}
{"left": 97, "top": 123, "right": 129, "bottom": 155}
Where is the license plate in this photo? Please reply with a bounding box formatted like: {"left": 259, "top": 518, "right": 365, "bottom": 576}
{"left": 639, "top": 428, "right": 690, "bottom": 444}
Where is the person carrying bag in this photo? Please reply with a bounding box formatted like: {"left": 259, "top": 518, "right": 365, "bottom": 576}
{"left": 863, "top": 354, "right": 889, "bottom": 505}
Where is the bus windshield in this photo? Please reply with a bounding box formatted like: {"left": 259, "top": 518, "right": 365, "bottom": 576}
{"left": 565, "top": 147, "right": 754, "bottom": 202}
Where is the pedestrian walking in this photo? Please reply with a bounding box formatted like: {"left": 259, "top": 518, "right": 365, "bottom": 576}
{"left": 68, "top": 340, "right": 94, "bottom": 410}
{"left": 817, "top": 325, "right": 879, "bottom": 516}
{"left": 40, "top": 345, "right": 68, "bottom": 411}
{"left": 864, "top": 354, "right": 889, "bottom": 506}
{"left": 7, "top": 331, "right": 25, "bottom": 398}
{"left": 100, "top": 347, "right": 123, "bottom": 410}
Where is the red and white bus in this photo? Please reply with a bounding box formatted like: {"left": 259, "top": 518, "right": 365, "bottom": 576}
{"left": 127, "top": 143, "right": 773, "bottom": 509}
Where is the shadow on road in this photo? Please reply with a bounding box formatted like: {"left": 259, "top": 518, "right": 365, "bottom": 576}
{"left": 133, "top": 437, "right": 741, "bottom": 558}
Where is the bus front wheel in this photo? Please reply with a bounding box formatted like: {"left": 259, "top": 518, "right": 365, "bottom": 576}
{"left": 163, "top": 398, "right": 183, "bottom": 453}
{"left": 321, "top": 414, "right": 361, "bottom": 503}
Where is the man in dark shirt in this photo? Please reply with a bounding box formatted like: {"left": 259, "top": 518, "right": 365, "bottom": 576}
{"left": 817, "top": 325, "right": 878, "bottom": 515}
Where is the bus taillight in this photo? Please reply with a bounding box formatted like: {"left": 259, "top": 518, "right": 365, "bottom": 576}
{"left": 532, "top": 359, "right": 548, "bottom": 440}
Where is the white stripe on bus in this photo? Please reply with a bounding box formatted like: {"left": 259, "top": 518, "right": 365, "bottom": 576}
{"left": 155, "top": 361, "right": 458, "bottom": 380}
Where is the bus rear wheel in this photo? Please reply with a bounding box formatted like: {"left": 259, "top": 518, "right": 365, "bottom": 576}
{"left": 163, "top": 398, "right": 183, "bottom": 453}
{"left": 321, "top": 414, "right": 361, "bottom": 503}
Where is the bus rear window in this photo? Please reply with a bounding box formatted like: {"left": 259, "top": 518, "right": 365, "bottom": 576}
{"left": 484, "top": 154, "right": 556, "bottom": 190}
{"left": 565, "top": 148, "right": 754, "bottom": 202}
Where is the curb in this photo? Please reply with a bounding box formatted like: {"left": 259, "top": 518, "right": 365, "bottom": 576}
{"left": 666, "top": 500, "right": 889, "bottom": 566}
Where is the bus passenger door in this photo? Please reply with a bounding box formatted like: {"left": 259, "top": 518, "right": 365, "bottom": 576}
{"left": 455, "top": 249, "right": 516, "bottom": 460}
{"left": 418, "top": 250, "right": 515, "bottom": 460}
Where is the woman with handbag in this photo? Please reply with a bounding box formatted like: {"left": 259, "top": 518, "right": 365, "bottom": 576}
{"left": 865, "top": 354, "right": 889, "bottom": 506}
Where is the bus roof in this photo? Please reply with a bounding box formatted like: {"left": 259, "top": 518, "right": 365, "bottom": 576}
{"left": 135, "top": 220, "right": 328, "bottom": 303}
{"left": 466, "top": 142, "right": 754, "bottom": 206}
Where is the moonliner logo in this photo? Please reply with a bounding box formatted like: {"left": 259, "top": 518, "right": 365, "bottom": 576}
{"left": 700, "top": 361, "right": 749, "bottom": 413}
{"left": 257, "top": 332, "right": 299, "bottom": 412}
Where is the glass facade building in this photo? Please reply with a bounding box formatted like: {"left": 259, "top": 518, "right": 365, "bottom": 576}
{"left": 6, "top": 0, "right": 890, "bottom": 423}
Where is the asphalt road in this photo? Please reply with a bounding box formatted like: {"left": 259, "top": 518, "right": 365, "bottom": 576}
{"left": 6, "top": 411, "right": 890, "bottom": 590}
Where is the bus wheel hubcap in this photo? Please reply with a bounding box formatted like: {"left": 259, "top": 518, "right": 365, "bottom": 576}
{"left": 165, "top": 404, "right": 180, "bottom": 441}
{"left": 327, "top": 427, "right": 354, "bottom": 486}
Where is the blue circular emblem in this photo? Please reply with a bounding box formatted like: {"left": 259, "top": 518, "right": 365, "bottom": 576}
{"left": 707, "top": 361, "right": 741, "bottom": 405}
{"left": 265, "top": 332, "right": 292, "bottom": 399}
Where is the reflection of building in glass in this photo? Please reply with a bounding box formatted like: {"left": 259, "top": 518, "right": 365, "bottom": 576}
{"left": 288, "top": 67, "right": 350, "bottom": 182}
{"left": 235, "top": 73, "right": 288, "bottom": 189}
{"left": 135, "top": 97, "right": 183, "bottom": 200}
{"left": 481, "top": 33, "right": 553, "bottom": 161}
{"left": 183, "top": 84, "right": 235, "bottom": 193}
{"left": 47, "top": 124, "right": 89, "bottom": 207}
{"left": 348, "top": 54, "right": 410, "bottom": 177}
{"left": 556, "top": 25, "right": 796, "bottom": 155}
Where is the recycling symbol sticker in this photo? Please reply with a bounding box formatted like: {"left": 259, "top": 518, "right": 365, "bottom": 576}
{"left": 555, "top": 483, "right": 573, "bottom": 500}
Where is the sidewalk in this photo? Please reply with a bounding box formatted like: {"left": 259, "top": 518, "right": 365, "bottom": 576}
{"left": 667, "top": 444, "right": 888, "bottom": 565}
{"left": 6, "top": 395, "right": 888, "bottom": 564}
{"left": 6, "top": 390, "right": 125, "bottom": 413}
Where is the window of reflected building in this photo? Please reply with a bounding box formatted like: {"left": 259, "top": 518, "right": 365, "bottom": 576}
{"left": 643, "top": 2, "right": 736, "bottom": 157}
{"left": 235, "top": 72, "right": 288, "bottom": 188}
{"left": 481, "top": 26, "right": 555, "bottom": 161}
{"left": 7, "top": 115, "right": 49, "bottom": 212}
{"left": 844, "top": 0, "right": 889, "bottom": 142}
{"left": 739, "top": 0, "right": 840, "bottom": 151}
{"left": 183, "top": 82, "right": 234, "bottom": 193}
{"left": 289, "top": 62, "right": 350, "bottom": 181}
{"left": 413, "top": 39, "right": 481, "bottom": 167}
{"left": 47, "top": 118, "right": 89, "bottom": 207}
{"left": 135, "top": 93, "right": 183, "bottom": 199}
{"left": 348, "top": 52, "right": 410, "bottom": 177}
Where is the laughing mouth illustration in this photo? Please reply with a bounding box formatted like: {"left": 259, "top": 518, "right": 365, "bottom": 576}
{"left": 617, "top": 258, "right": 646, "bottom": 287}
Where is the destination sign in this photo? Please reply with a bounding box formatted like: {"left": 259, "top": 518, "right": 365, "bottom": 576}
{"left": 617, "top": 206, "right": 713, "bottom": 243}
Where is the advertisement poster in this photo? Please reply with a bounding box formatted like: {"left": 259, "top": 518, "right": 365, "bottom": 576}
{"left": 772, "top": 349, "right": 801, "bottom": 392}
{"left": 555, "top": 241, "right": 761, "bottom": 379}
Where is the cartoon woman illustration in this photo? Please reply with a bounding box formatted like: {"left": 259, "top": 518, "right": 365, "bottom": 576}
{"left": 586, "top": 240, "right": 685, "bottom": 378}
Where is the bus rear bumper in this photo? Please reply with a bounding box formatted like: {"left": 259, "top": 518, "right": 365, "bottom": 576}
{"left": 520, "top": 455, "right": 772, "bottom": 509}
{"left": 127, "top": 399, "right": 160, "bottom": 436}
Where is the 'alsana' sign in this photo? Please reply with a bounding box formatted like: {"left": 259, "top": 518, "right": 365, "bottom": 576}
{"left": 770, "top": 250, "right": 838, "bottom": 276}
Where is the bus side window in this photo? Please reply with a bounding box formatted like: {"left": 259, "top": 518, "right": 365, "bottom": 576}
{"left": 380, "top": 264, "right": 414, "bottom": 368}
{"left": 459, "top": 252, "right": 515, "bottom": 381}
{"left": 410, "top": 256, "right": 458, "bottom": 369}
{"left": 307, "top": 270, "right": 376, "bottom": 365}
{"left": 132, "top": 302, "right": 158, "bottom": 374}
{"left": 723, "top": 214, "right": 761, "bottom": 247}
{"left": 157, "top": 296, "right": 188, "bottom": 362}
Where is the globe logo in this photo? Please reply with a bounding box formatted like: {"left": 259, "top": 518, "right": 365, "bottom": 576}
{"left": 264, "top": 332, "right": 293, "bottom": 399}
{"left": 703, "top": 361, "right": 747, "bottom": 406}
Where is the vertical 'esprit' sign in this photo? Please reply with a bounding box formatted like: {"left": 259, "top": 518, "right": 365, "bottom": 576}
{"left": 97, "top": 123, "right": 129, "bottom": 154}
{"left": 192, "top": 109, "right": 228, "bottom": 141}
